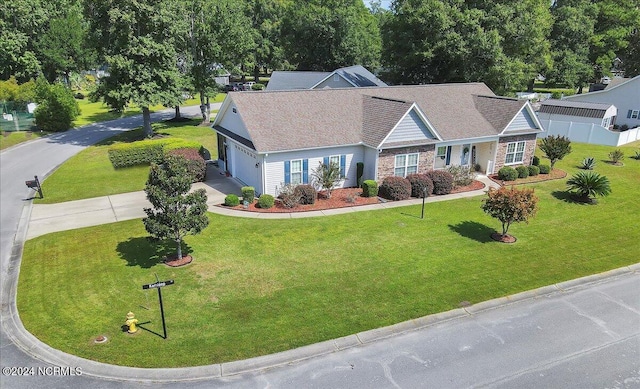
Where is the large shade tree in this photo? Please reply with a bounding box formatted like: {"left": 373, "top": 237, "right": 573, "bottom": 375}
{"left": 84, "top": 0, "right": 186, "bottom": 137}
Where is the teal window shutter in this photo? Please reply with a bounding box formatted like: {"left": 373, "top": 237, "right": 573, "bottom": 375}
{"left": 628, "top": 110, "right": 633, "bottom": 118}
{"left": 302, "top": 159, "right": 308, "bottom": 183}
{"left": 284, "top": 160, "right": 290, "bottom": 184}
{"left": 323, "top": 157, "right": 329, "bottom": 166}
{"left": 340, "top": 154, "right": 346, "bottom": 177}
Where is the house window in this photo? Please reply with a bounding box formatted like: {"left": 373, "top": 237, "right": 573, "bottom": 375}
{"left": 285, "top": 159, "right": 308, "bottom": 185}
{"left": 632, "top": 110, "right": 639, "bottom": 119}
{"left": 505, "top": 141, "right": 526, "bottom": 165}
{"left": 436, "top": 146, "right": 447, "bottom": 160}
{"left": 290, "top": 159, "right": 303, "bottom": 184}
{"left": 324, "top": 155, "right": 347, "bottom": 177}
{"left": 394, "top": 153, "right": 419, "bottom": 177}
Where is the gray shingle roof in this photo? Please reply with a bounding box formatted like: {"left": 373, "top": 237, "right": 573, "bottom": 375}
{"left": 265, "top": 71, "right": 331, "bottom": 91}
{"left": 335, "top": 65, "right": 388, "bottom": 87}
{"left": 221, "top": 83, "right": 539, "bottom": 153}
{"left": 539, "top": 99, "right": 612, "bottom": 118}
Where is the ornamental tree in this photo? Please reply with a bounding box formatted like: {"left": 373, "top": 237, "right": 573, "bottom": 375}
{"left": 539, "top": 135, "right": 572, "bottom": 169}
{"left": 143, "top": 154, "right": 209, "bottom": 260}
{"left": 311, "top": 161, "right": 343, "bottom": 199}
{"left": 481, "top": 186, "right": 539, "bottom": 239}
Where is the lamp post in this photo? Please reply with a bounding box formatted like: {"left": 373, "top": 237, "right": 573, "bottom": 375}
{"left": 421, "top": 186, "right": 427, "bottom": 219}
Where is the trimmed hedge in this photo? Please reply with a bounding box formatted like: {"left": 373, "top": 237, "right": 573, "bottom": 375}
{"left": 108, "top": 138, "right": 203, "bottom": 168}
{"left": 532, "top": 156, "right": 540, "bottom": 166}
{"left": 362, "top": 180, "right": 378, "bottom": 197}
{"left": 294, "top": 184, "right": 316, "bottom": 205}
{"left": 167, "top": 148, "right": 206, "bottom": 182}
{"left": 257, "top": 194, "right": 274, "bottom": 209}
{"left": 241, "top": 186, "right": 255, "bottom": 203}
{"left": 539, "top": 164, "right": 551, "bottom": 174}
{"left": 427, "top": 170, "right": 454, "bottom": 195}
{"left": 498, "top": 166, "right": 518, "bottom": 181}
{"left": 406, "top": 173, "right": 434, "bottom": 198}
{"left": 516, "top": 165, "right": 529, "bottom": 179}
{"left": 379, "top": 176, "right": 411, "bottom": 201}
{"left": 224, "top": 194, "right": 240, "bottom": 206}
{"left": 528, "top": 165, "right": 540, "bottom": 176}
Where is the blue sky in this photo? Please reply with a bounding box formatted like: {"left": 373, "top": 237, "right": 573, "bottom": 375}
{"left": 364, "top": 0, "right": 392, "bottom": 10}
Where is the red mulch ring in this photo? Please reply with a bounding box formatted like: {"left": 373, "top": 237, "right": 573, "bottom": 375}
{"left": 222, "top": 180, "right": 486, "bottom": 213}
{"left": 489, "top": 169, "right": 567, "bottom": 186}
{"left": 164, "top": 254, "right": 193, "bottom": 267}
{"left": 490, "top": 233, "right": 517, "bottom": 243}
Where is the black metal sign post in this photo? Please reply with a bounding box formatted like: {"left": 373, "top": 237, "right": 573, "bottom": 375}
{"left": 25, "top": 175, "right": 43, "bottom": 199}
{"left": 142, "top": 274, "right": 174, "bottom": 339}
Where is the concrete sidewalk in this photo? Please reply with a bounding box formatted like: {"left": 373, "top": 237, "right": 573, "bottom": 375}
{"left": 27, "top": 171, "right": 501, "bottom": 239}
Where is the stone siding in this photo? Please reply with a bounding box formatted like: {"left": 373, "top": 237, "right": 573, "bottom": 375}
{"left": 494, "top": 134, "right": 537, "bottom": 172}
{"left": 377, "top": 145, "right": 436, "bottom": 181}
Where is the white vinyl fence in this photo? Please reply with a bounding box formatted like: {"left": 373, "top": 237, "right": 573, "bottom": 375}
{"left": 538, "top": 119, "right": 640, "bottom": 146}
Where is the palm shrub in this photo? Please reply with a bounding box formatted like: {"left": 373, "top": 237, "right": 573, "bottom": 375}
{"left": 379, "top": 176, "right": 411, "bottom": 201}
{"left": 608, "top": 149, "right": 624, "bottom": 164}
{"left": 566, "top": 171, "right": 611, "bottom": 203}
{"left": 515, "top": 165, "right": 529, "bottom": 179}
{"left": 528, "top": 165, "right": 540, "bottom": 176}
{"left": 498, "top": 166, "right": 518, "bottom": 181}
{"left": 427, "top": 170, "right": 454, "bottom": 195}
{"left": 580, "top": 157, "right": 596, "bottom": 170}
{"left": 406, "top": 173, "right": 434, "bottom": 197}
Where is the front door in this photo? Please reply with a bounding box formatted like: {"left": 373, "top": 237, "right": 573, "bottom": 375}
{"left": 460, "top": 144, "right": 471, "bottom": 166}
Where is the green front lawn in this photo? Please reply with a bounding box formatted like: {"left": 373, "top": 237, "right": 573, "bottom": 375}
{"left": 0, "top": 130, "right": 49, "bottom": 150}
{"left": 34, "top": 119, "right": 218, "bottom": 204}
{"left": 17, "top": 141, "right": 640, "bottom": 368}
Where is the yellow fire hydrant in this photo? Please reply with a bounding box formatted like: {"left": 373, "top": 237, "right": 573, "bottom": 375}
{"left": 125, "top": 311, "right": 139, "bottom": 333}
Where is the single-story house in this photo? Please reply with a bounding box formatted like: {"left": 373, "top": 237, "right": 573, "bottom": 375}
{"left": 265, "top": 65, "right": 387, "bottom": 91}
{"left": 538, "top": 99, "right": 617, "bottom": 129}
{"left": 212, "top": 83, "right": 544, "bottom": 196}
{"left": 564, "top": 75, "right": 639, "bottom": 128}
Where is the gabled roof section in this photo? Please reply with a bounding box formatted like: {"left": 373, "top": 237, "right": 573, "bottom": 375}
{"left": 473, "top": 95, "right": 529, "bottom": 132}
{"left": 329, "top": 65, "right": 388, "bottom": 88}
{"left": 566, "top": 75, "right": 640, "bottom": 99}
{"left": 265, "top": 71, "right": 331, "bottom": 91}
{"left": 361, "top": 96, "right": 414, "bottom": 147}
{"left": 539, "top": 99, "right": 613, "bottom": 118}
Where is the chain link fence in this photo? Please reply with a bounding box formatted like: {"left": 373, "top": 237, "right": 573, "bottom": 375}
{"left": 1, "top": 101, "right": 36, "bottom": 132}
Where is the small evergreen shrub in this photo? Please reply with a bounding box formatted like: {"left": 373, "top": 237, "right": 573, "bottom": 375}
{"left": 356, "top": 162, "right": 364, "bottom": 187}
{"left": 539, "top": 164, "right": 551, "bottom": 174}
{"left": 427, "top": 170, "right": 454, "bottom": 195}
{"left": 258, "top": 194, "right": 274, "bottom": 209}
{"left": 532, "top": 156, "right": 540, "bottom": 166}
{"left": 406, "top": 173, "right": 434, "bottom": 197}
{"left": 278, "top": 183, "right": 301, "bottom": 208}
{"left": 609, "top": 149, "right": 624, "bottom": 164}
{"left": 251, "top": 83, "right": 265, "bottom": 91}
{"left": 446, "top": 165, "right": 475, "bottom": 187}
{"left": 294, "top": 184, "right": 316, "bottom": 205}
{"left": 241, "top": 186, "right": 255, "bottom": 203}
{"left": 498, "top": 166, "right": 518, "bottom": 181}
{"left": 528, "top": 165, "right": 540, "bottom": 176}
{"left": 516, "top": 165, "right": 529, "bottom": 179}
{"left": 74, "top": 92, "right": 85, "bottom": 99}
{"left": 167, "top": 148, "right": 206, "bottom": 182}
{"left": 379, "top": 176, "right": 411, "bottom": 201}
{"left": 362, "top": 180, "right": 378, "bottom": 197}
{"left": 580, "top": 157, "right": 596, "bottom": 170}
{"left": 224, "top": 194, "right": 239, "bottom": 206}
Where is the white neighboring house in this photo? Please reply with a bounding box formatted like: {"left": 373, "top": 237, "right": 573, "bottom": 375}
{"left": 536, "top": 100, "right": 637, "bottom": 146}
{"left": 564, "top": 75, "right": 640, "bottom": 129}
{"left": 211, "top": 83, "right": 544, "bottom": 196}
{"left": 265, "top": 65, "right": 387, "bottom": 91}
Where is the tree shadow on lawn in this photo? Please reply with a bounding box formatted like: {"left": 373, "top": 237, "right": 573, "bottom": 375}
{"left": 116, "top": 237, "right": 193, "bottom": 268}
{"left": 448, "top": 221, "right": 495, "bottom": 243}
{"left": 551, "top": 190, "right": 591, "bottom": 205}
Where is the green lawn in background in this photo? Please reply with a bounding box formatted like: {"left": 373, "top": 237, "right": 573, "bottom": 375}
{"left": 17, "top": 141, "right": 640, "bottom": 368}
{"left": 0, "top": 130, "right": 49, "bottom": 150}
{"left": 34, "top": 119, "right": 218, "bottom": 204}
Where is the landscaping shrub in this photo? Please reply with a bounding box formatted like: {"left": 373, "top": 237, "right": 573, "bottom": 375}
{"left": 251, "top": 83, "right": 265, "bottom": 91}
{"left": 516, "top": 165, "right": 529, "bottom": 179}
{"left": 74, "top": 92, "right": 85, "bottom": 99}
{"left": 108, "top": 138, "right": 202, "bottom": 168}
{"left": 528, "top": 165, "right": 540, "bottom": 176}
{"left": 406, "top": 173, "right": 434, "bottom": 197}
{"left": 356, "top": 162, "right": 364, "bottom": 187}
{"left": 427, "top": 170, "right": 454, "bottom": 195}
{"left": 379, "top": 176, "right": 411, "bottom": 201}
{"left": 362, "top": 180, "right": 378, "bottom": 197}
{"left": 532, "top": 156, "right": 540, "bottom": 166}
{"left": 580, "top": 157, "right": 596, "bottom": 170}
{"left": 241, "top": 186, "right": 255, "bottom": 203}
{"left": 498, "top": 166, "right": 518, "bottom": 181}
{"left": 167, "top": 148, "right": 206, "bottom": 182}
{"left": 446, "top": 165, "right": 475, "bottom": 187}
{"left": 609, "top": 149, "right": 624, "bottom": 164}
{"left": 294, "top": 184, "right": 316, "bottom": 205}
{"left": 33, "top": 79, "right": 80, "bottom": 132}
{"left": 224, "top": 194, "right": 239, "bottom": 206}
{"left": 539, "top": 164, "right": 551, "bottom": 174}
{"left": 278, "top": 183, "right": 301, "bottom": 208}
{"left": 257, "top": 194, "right": 274, "bottom": 209}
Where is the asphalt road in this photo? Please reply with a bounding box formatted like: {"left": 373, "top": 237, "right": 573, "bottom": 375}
{"left": 1, "top": 108, "right": 638, "bottom": 388}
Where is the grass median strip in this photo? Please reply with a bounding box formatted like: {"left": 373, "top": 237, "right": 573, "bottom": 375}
{"left": 18, "top": 141, "right": 640, "bottom": 367}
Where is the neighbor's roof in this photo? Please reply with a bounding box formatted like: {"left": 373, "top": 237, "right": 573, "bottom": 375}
{"left": 219, "top": 83, "right": 538, "bottom": 153}
{"left": 539, "top": 99, "right": 614, "bottom": 118}
{"left": 265, "top": 65, "right": 387, "bottom": 91}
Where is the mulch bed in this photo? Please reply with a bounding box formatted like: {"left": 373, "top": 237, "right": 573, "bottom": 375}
{"left": 490, "top": 233, "right": 517, "bottom": 243}
{"left": 489, "top": 169, "right": 567, "bottom": 186}
{"left": 164, "top": 254, "right": 193, "bottom": 267}
{"left": 222, "top": 180, "right": 487, "bottom": 213}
